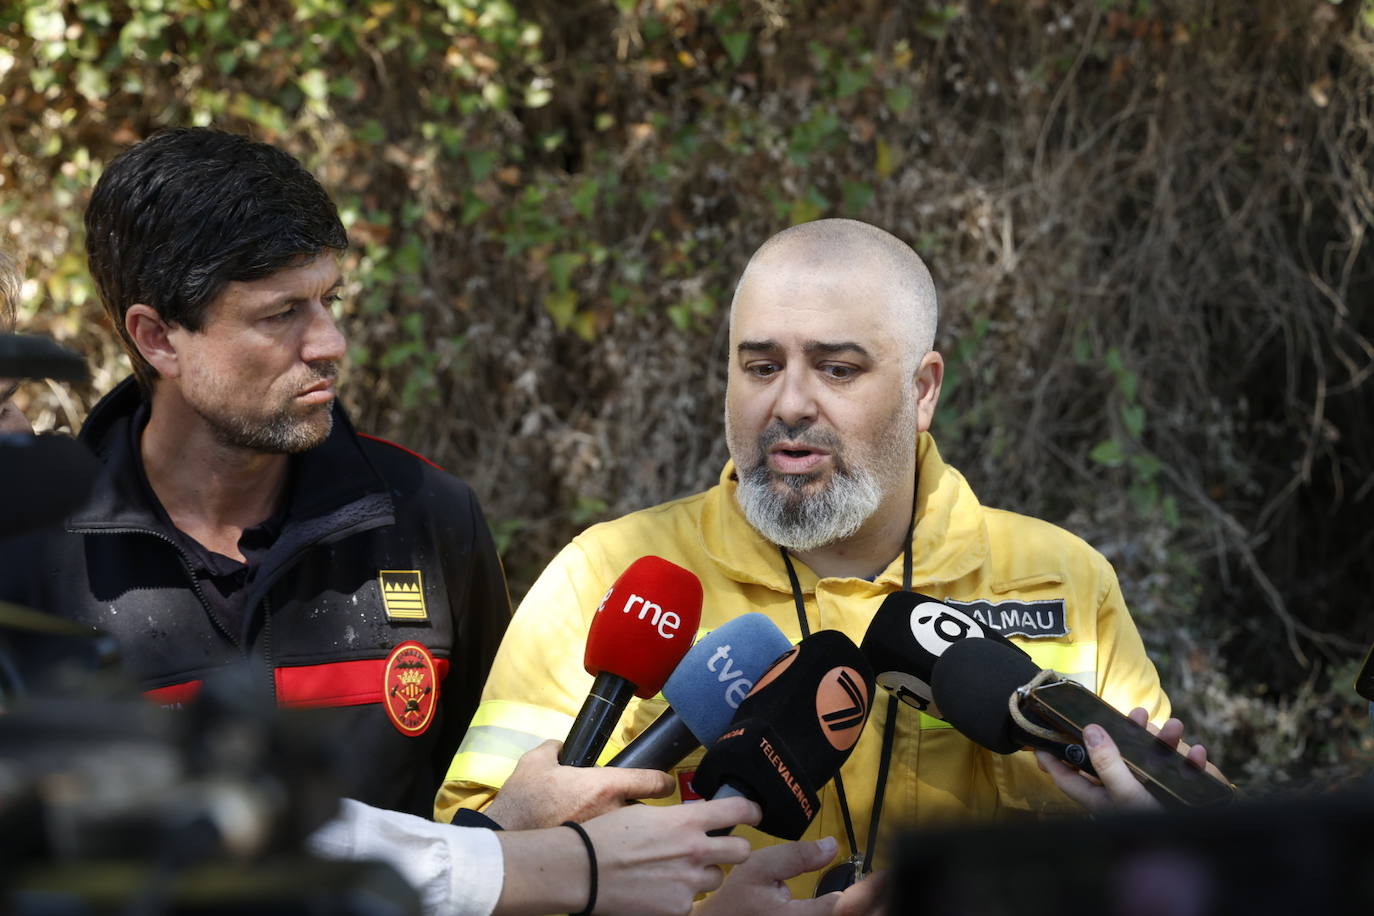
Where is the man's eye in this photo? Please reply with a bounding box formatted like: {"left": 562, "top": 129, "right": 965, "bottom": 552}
{"left": 748, "top": 363, "right": 780, "bottom": 379}
{"left": 323, "top": 293, "right": 342, "bottom": 309}
{"left": 822, "top": 364, "right": 857, "bottom": 380}
{"left": 266, "top": 306, "right": 297, "bottom": 322}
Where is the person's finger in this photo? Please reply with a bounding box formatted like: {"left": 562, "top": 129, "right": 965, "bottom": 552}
{"left": 690, "top": 796, "right": 763, "bottom": 833}
{"left": 697, "top": 864, "right": 727, "bottom": 895}
{"left": 1155, "top": 717, "right": 1184, "bottom": 748}
{"left": 1128, "top": 707, "right": 1150, "bottom": 728}
{"left": 705, "top": 834, "right": 754, "bottom": 867}
{"left": 1036, "top": 749, "right": 1103, "bottom": 811}
{"left": 1186, "top": 742, "right": 1208, "bottom": 769}
{"left": 784, "top": 894, "right": 844, "bottom": 916}
{"left": 741, "top": 837, "right": 840, "bottom": 882}
{"left": 1083, "top": 723, "right": 1160, "bottom": 810}
{"left": 605, "top": 766, "right": 677, "bottom": 800}
{"left": 834, "top": 870, "right": 891, "bottom": 916}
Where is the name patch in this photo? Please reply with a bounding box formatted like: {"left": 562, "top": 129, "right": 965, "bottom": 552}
{"left": 943, "top": 598, "right": 1069, "bottom": 639}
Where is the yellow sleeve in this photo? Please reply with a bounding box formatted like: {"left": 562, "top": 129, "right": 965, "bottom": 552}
{"left": 1092, "top": 563, "right": 1171, "bottom": 725}
{"left": 434, "top": 538, "right": 619, "bottom": 822}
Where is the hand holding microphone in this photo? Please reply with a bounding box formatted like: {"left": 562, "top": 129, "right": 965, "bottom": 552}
{"left": 930, "top": 637, "right": 1232, "bottom": 811}
{"left": 561, "top": 556, "right": 703, "bottom": 767}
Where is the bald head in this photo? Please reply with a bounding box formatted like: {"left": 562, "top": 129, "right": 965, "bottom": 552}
{"left": 730, "top": 219, "right": 938, "bottom": 367}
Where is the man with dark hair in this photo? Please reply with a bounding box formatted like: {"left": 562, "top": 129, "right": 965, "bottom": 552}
{"left": 0, "top": 157, "right": 826, "bottom": 915}
{"left": 0, "top": 128, "right": 506, "bottom": 818}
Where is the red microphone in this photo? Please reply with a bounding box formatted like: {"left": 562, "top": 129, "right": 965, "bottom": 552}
{"left": 559, "top": 556, "right": 703, "bottom": 766}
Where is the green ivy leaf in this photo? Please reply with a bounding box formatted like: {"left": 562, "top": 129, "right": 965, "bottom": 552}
{"left": 1121, "top": 404, "right": 1146, "bottom": 439}
{"left": 721, "top": 31, "right": 749, "bottom": 66}
{"left": 1090, "top": 439, "right": 1125, "bottom": 467}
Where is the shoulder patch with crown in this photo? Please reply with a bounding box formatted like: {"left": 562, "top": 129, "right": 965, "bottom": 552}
{"left": 383, "top": 641, "right": 438, "bottom": 736}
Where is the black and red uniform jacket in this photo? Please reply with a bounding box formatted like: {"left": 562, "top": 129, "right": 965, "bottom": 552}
{"left": 0, "top": 378, "right": 511, "bottom": 818}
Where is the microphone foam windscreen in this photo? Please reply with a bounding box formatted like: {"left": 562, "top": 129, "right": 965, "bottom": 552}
{"left": 693, "top": 629, "right": 875, "bottom": 839}
{"left": 860, "top": 590, "right": 1028, "bottom": 718}
{"left": 662, "top": 612, "right": 793, "bottom": 745}
{"left": 0, "top": 333, "right": 89, "bottom": 383}
{"left": 0, "top": 434, "right": 98, "bottom": 540}
{"left": 930, "top": 635, "right": 1043, "bottom": 755}
{"left": 583, "top": 555, "right": 703, "bottom": 698}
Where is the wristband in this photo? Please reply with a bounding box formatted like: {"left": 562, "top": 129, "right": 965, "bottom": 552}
{"left": 562, "top": 820, "right": 598, "bottom": 916}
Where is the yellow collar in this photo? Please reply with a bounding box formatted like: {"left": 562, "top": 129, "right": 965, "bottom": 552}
{"left": 700, "top": 433, "right": 989, "bottom": 594}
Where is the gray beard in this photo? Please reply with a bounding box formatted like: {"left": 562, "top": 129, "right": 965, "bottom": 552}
{"left": 735, "top": 461, "right": 883, "bottom": 552}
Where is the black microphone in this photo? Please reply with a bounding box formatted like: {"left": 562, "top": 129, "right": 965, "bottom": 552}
{"left": 0, "top": 434, "right": 99, "bottom": 540}
{"left": 859, "top": 590, "right": 1028, "bottom": 719}
{"left": 0, "top": 333, "right": 89, "bottom": 383}
{"left": 931, "top": 637, "right": 1234, "bottom": 808}
{"left": 692, "top": 629, "right": 876, "bottom": 839}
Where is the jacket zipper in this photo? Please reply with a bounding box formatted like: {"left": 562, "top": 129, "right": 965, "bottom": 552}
{"left": 261, "top": 593, "right": 275, "bottom": 700}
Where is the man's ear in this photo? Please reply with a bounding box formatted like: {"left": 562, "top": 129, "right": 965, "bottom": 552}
{"left": 914, "top": 350, "right": 944, "bottom": 433}
{"left": 125, "top": 304, "right": 182, "bottom": 380}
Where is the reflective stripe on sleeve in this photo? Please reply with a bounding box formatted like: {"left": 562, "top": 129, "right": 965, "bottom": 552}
{"left": 443, "top": 700, "right": 577, "bottom": 789}
{"left": 1020, "top": 641, "right": 1097, "bottom": 692}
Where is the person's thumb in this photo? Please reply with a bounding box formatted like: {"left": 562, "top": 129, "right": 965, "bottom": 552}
{"left": 604, "top": 764, "right": 676, "bottom": 800}
{"left": 745, "top": 836, "right": 840, "bottom": 882}
{"left": 1082, "top": 724, "right": 1140, "bottom": 795}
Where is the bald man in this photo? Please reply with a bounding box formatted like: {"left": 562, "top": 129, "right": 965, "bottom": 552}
{"left": 435, "top": 220, "right": 1175, "bottom": 901}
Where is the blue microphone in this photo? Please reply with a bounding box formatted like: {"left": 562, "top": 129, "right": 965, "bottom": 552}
{"left": 607, "top": 613, "right": 793, "bottom": 771}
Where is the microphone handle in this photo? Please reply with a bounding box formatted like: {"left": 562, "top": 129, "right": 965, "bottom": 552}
{"left": 606, "top": 708, "right": 700, "bottom": 771}
{"left": 560, "top": 672, "right": 638, "bottom": 767}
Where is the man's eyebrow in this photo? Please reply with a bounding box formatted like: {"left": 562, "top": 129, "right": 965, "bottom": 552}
{"left": 736, "top": 340, "right": 872, "bottom": 358}
{"left": 737, "top": 339, "right": 780, "bottom": 354}
{"left": 264, "top": 277, "right": 344, "bottom": 307}
{"left": 803, "top": 341, "right": 871, "bottom": 358}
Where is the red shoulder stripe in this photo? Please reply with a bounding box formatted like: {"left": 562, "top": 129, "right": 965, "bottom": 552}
{"left": 359, "top": 433, "right": 445, "bottom": 472}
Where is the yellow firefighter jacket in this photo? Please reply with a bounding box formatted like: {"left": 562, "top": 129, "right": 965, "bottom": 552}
{"left": 436, "top": 433, "right": 1169, "bottom": 896}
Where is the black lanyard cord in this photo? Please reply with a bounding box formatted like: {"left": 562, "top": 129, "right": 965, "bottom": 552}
{"left": 778, "top": 493, "right": 915, "bottom": 876}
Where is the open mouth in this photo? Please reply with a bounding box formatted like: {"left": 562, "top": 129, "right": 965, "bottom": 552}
{"left": 768, "top": 443, "right": 830, "bottom": 474}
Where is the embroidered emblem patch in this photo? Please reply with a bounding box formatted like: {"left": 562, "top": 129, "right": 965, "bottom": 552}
{"left": 943, "top": 598, "right": 1069, "bottom": 639}
{"left": 380, "top": 570, "right": 428, "bottom": 621}
{"left": 384, "top": 641, "right": 439, "bottom": 736}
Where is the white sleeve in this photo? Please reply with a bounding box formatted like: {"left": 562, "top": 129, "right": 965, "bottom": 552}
{"left": 307, "top": 798, "right": 505, "bottom": 916}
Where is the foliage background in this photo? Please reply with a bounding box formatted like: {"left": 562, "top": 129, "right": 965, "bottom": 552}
{"left": 3, "top": 0, "right": 1373, "bottom": 793}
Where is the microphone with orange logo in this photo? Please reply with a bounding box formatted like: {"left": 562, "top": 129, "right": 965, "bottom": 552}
{"left": 692, "top": 629, "right": 875, "bottom": 840}
{"left": 559, "top": 556, "right": 704, "bottom": 766}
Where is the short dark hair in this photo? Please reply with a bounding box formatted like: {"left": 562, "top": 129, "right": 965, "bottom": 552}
{"left": 84, "top": 128, "right": 347, "bottom": 388}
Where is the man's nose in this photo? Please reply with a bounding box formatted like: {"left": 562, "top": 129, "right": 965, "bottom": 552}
{"left": 302, "top": 300, "right": 346, "bottom": 365}
{"left": 772, "top": 366, "right": 817, "bottom": 428}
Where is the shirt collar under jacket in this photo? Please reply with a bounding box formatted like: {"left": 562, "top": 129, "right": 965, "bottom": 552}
{"left": 699, "top": 432, "right": 991, "bottom": 595}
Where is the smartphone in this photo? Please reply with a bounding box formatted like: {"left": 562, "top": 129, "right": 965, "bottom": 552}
{"left": 1027, "top": 680, "right": 1235, "bottom": 809}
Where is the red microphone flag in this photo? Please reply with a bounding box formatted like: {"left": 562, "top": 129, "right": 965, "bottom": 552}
{"left": 583, "top": 555, "right": 703, "bottom": 698}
